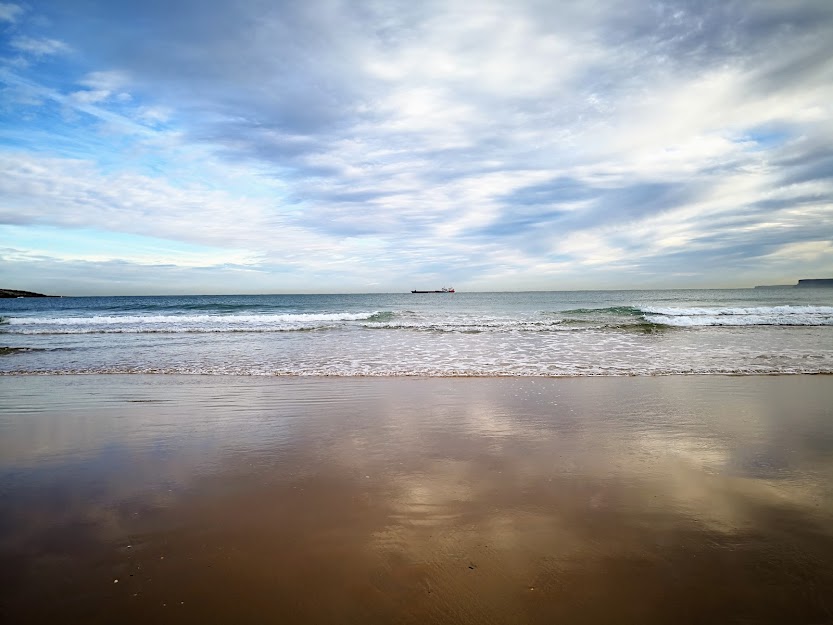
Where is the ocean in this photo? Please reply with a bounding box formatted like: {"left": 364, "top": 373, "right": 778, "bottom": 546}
{"left": 2, "top": 289, "right": 833, "bottom": 376}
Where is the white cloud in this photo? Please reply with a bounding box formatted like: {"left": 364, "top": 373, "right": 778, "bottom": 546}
{"left": 765, "top": 240, "right": 833, "bottom": 264}
{"left": 10, "top": 36, "right": 69, "bottom": 57}
{"left": 2, "top": 0, "right": 833, "bottom": 291}
{"left": 137, "top": 106, "right": 171, "bottom": 124}
{"left": 64, "top": 72, "right": 133, "bottom": 106}
{"left": 0, "top": 153, "right": 285, "bottom": 249}
{"left": 5, "top": 243, "right": 262, "bottom": 268}
{"left": 79, "top": 70, "right": 129, "bottom": 91}
{"left": 0, "top": 2, "right": 22, "bottom": 22}
{"left": 69, "top": 89, "right": 112, "bottom": 105}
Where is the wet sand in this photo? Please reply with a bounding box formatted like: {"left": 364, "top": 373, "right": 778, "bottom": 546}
{"left": 1, "top": 374, "right": 833, "bottom": 624}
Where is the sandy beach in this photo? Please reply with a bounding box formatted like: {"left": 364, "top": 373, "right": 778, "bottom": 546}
{"left": 1, "top": 374, "right": 832, "bottom": 624}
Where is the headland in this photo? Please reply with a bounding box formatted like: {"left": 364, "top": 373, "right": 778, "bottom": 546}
{"left": 755, "top": 278, "right": 833, "bottom": 288}
{"left": 0, "top": 289, "right": 54, "bottom": 298}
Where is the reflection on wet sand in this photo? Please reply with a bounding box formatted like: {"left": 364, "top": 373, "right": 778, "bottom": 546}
{"left": 1, "top": 375, "right": 832, "bottom": 624}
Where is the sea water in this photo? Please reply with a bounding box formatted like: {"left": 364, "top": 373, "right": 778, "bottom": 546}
{"left": 2, "top": 289, "right": 833, "bottom": 376}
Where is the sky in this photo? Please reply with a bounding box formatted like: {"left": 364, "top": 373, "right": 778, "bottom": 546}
{"left": 1, "top": 0, "right": 832, "bottom": 295}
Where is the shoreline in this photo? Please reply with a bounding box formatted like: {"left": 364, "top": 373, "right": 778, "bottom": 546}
{"left": 2, "top": 370, "right": 833, "bottom": 377}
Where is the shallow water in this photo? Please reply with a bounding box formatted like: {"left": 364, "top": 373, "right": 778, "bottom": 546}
{"left": 2, "top": 289, "right": 833, "bottom": 375}
{"left": 1, "top": 375, "right": 832, "bottom": 624}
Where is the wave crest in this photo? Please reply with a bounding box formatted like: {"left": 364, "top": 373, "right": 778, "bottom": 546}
{"left": 641, "top": 305, "right": 833, "bottom": 326}
{"left": 2, "top": 311, "right": 389, "bottom": 334}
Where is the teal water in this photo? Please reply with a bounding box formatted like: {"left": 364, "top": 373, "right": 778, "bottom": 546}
{"left": 2, "top": 289, "right": 833, "bottom": 375}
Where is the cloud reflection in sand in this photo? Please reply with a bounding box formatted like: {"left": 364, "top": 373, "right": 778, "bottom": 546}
{"left": 2, "top": 375, "right": 833, "bottom": 623}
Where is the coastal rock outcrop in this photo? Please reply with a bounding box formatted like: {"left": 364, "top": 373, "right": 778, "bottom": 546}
{"left": 0, "top": 289, "right": 51, "bottom": 298}
{"left": 797, "top": 279, "right": 833, "bottom": 288}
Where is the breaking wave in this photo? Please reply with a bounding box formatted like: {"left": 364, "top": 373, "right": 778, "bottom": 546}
{"left": 642, "top": 305, "right": 833, "bottom": 326}
{"left": 2, "top": 311, "right": 387, "bottom": 334}
{"left": 560, "top": 305, "right": 833, "bottom": 327}
{"left": 5, "top": 305, "right": 832, "bottom": 335}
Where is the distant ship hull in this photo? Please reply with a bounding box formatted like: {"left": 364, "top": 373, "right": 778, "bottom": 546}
{"left": 411, "top": 288, "right": 455, "bottom": 293}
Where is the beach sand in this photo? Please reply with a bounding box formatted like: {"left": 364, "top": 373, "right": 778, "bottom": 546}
{"left": 1, "top": 374, "right": 832, "bottom": 624}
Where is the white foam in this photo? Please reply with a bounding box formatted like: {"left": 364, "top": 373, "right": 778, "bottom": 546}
{"left": 364, "top": 319, "right": 568, "bottom": 332}
{"left": 641, "top": 305, "right": 833, "bottom": 326}
{"left": 4, "top": 311, "right": 384, "bottom": 334}
{"left": 7, "top": 312, "right": 381, "bottom": 326}
{"left": 641, "top": 305, "right": 833, "bottom": 316}
{"left": 5, "top": 364, "right": 833, "bottom": 377}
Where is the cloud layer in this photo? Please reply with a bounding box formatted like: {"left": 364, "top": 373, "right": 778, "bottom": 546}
{"left": 1, "top": 0, "right": 832, "bottom": 293}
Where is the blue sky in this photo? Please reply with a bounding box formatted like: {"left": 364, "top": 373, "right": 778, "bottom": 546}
{"left": 1, "top": 0, "right": 832, "bottom": 294}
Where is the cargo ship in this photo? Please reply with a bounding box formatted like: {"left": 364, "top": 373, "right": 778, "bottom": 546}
{"left": 411, "top": 287, "right": 455, "bottom": 293}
